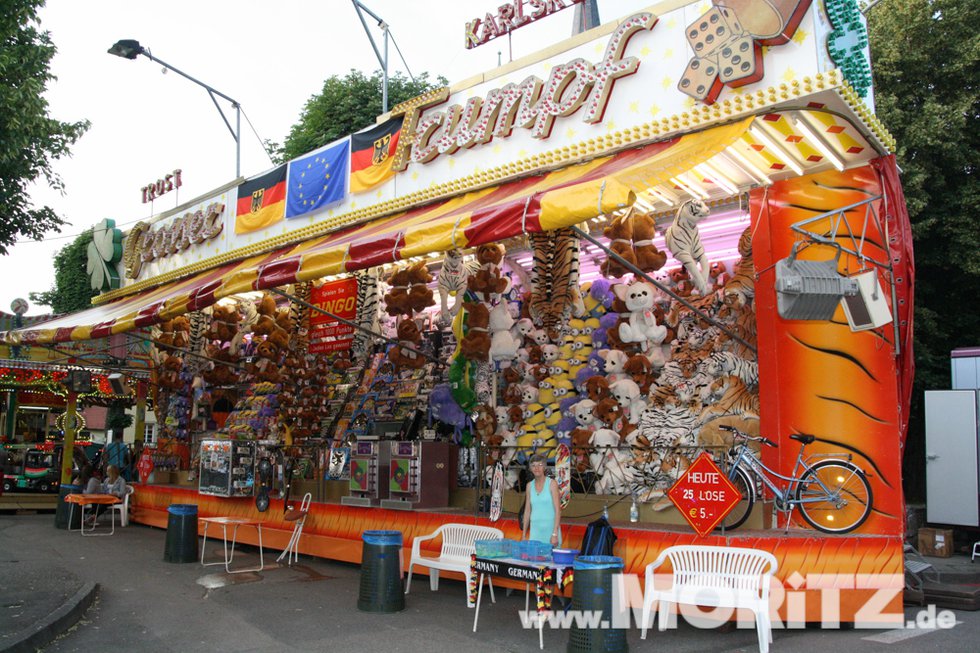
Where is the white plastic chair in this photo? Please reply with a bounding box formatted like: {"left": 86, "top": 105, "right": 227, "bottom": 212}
{"left": 278, "top": 492, "right": 312, "bottom": 566}
{"left": 110, "top": 485, "right": 135, "bottom": 527}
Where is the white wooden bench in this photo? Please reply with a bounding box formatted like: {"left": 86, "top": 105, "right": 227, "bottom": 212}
{"left": 405, "top": 523, "right": 504, "bottom": 608}
{"left": 641, "top": 545, "right": 778, "bottom": 653}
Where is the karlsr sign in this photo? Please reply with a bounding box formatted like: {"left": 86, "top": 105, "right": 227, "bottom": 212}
{"left": 465, "top": 0, "right": 586, "bottom": 49}
{"left": 398, "top": 13, "right": 656, "bottom": 168}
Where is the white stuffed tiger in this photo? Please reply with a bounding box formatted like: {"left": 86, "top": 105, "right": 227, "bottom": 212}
{"left": 665, "top": 199, "right": 711, "bottom": 295}
{"left": 437, "top": 249, "right": 477, "bottom": 325}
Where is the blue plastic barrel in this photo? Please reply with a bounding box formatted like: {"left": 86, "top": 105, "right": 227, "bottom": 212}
{"left": 567, "top": 555, "right": 627, "bottom": 653}
{"left": 163, "top": 504, "right": 199, "bottom": 563}
{"left": 358, "top": 530, "right": 405, "bottom": 613}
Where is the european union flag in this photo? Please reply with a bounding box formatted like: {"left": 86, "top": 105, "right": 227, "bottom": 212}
{"left": 285, "top": 139, "right": 350, "bottom": 219}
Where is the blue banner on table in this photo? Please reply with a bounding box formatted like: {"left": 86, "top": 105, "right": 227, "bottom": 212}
{"left": 285, "top": 139, "right": 350, "bottom": 219}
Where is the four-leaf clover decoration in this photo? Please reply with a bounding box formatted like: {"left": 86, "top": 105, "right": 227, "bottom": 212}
{"left": 87, "top": 218, "right": 124, "bottom": 291}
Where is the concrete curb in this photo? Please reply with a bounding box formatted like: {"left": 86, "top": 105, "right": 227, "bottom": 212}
{"left": 1, "top": 581, "right": 99, "bottom": 653}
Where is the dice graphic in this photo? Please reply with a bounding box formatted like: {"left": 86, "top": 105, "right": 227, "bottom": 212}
{"left": 677, "top": 55, "right": 724, "bottom": 103}
{"left": 717, "top": 35, "right": 763, "bottom": 86}
{"left": 685, "top": 6, "right": 744, "bottom": 57}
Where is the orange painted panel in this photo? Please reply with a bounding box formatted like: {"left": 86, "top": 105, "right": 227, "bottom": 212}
{"left": 751, "top": 162, "right": 905, "bottom": 536}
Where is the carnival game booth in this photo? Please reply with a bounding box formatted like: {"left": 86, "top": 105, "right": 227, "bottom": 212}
{"left": 0, "top": 1, "right": 912, "bottom": 624}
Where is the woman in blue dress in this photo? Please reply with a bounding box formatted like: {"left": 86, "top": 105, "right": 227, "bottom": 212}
{"left": 522, "top": 453, "right": 562, "bottom": 546}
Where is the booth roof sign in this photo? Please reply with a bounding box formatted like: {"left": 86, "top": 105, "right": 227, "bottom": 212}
{"left": 465, "top": 0, "right": 585, "bottom": 49}
{"left": 667, "top": 452, "right": 742, "bottom": 538}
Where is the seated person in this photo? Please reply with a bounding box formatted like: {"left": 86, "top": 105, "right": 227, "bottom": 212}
{"left": 102, "top": 465, "right": 127, "bottom": 499}
{"left": 75, "top": 464, "right": 102, "bottom": 495}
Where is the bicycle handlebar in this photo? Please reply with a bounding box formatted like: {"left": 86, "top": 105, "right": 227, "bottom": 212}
{"left": 718, "top": 425, "right": 778, "bottom": 448}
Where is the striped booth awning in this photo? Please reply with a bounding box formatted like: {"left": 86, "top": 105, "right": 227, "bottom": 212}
{"left": 2, "top": 118, "right": 751, "bottom": 346}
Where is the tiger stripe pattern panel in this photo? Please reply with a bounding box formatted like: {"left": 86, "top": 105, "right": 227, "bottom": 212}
{"left": 751, "top": 161, "right": 905, "bottom": 536}
{"left": 351, "top": 270, "right": 379, "bottom": 362}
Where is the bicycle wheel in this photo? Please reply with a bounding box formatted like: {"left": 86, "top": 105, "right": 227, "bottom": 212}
{"left": 716, "top": 467, "right": 754, "bottom": 531}
{"left": 795, "top": 460, "right": 873, "bottom": 534}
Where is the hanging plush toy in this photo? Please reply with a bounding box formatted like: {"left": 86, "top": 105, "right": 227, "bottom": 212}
{"left": 614, "top": 281, "right": 668, "bottom": 351}
{"left": 600, "top": 210, "right": 636, "bottom": 278}
{"left": 406, "top": 260, "right": 435, "bottom": 314}
{"left": 389, "top": 318, "right": 426, "bottom": 370}
{"left": 488, "top": 303, "right": 521, "bottom": 362}
{"left": 460, "top": 302, "right": 492, "bottom": 361}
{"left": 665, "top": 199, "right": 712, "bottom": 295}
{"left": 437, "top": 249, "right": 473, "bottom": 325}
{"left": 631, "top": 209, "right": 668, "bottom": 273}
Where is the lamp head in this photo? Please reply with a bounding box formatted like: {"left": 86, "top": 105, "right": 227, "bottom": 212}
{"left": 108, "top": 39, "right": 144, "bottom": 60}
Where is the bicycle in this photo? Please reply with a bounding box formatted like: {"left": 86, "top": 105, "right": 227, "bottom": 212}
{"left": 715, "top": 425, "right": 873, "bottom": 534}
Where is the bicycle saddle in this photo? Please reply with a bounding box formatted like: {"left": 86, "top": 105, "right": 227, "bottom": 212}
{"left": 789, "top": 433, "right": 815, "bottom": 444}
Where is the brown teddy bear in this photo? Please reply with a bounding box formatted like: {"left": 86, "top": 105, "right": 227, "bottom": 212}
{"left": 267, "top": 327, "right": 291, "bottom": 351}
{"left": 507, "top": 405, "right": 525, "bottom": 427}
{"left": 570, "top": 427, "right": 594, "bottom": 473}
{"left": 389, "top": 319, "right": 425, "bottom": 369}
{"left": 632, "top": 210, "right": 668, "bottom": 273}
{"left": 163, "top": 354, "right": 183, "bottom": 371}
{"left": 212, "top": 303, "right": 239, "bottom": 324}
{"left": 171, "top": 315, "right": 191, "bottom": 332}
{"left": 252, "top": 314, "right": 276, "bottom": 336}
{"left": 473, "top": 404, "right": 497, "bottom": 441}
{"left": 257, "top": 293, "right": 277, "bottom": 316}
{"left": 256, "top": 340, "right": 279, "bottom": 361}
{"left": 476, "top": 243, "right": 504, "bottom": 269}
{"left": 384, "top": 266, "right": 413, "bottom": 316}
{"left": 503, "top": 365, "right": 524, "bottom": 385}
{"left": 467, "top": 267, "right": 509, "bottom": 298}
{"left": 585, "top": 375, "right": 611, "bottom": 403}
{"left": 503, "top": 384, "right": 524, "bottom": 406}
{"left": 624, "top": 354, "right": 654, "bottom": 393}
{"left": 460, "top": 302, "right": 491, "bottom": 361}
{"left": 406, "top": 260, "right": 435, "bottom": 314}
{"left": 600, "top": 211, "right": 636, "bottom": 278}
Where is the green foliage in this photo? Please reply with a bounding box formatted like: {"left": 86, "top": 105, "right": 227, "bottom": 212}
{"left": 28, "top": 228, "right": 97, "bottom": 313}
{"left": 868, "top": 0, "right": 980, "bottom": 500}
{"left": 273, "top": 69, "right": 447, "bottom": 164}
{"left": 106, "top": 399, "right": 133, "bottom": 432}
{"left": 0, "top": 0, "right": 89, "bottom": 254}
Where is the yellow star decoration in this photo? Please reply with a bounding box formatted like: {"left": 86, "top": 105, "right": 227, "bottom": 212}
{"left": 662, "top": 76, "right": 673, "bottom": 90}
{"left": 782, "top": 67, "right": 796, "bottom": 82}
{"left": 565, "top": 126, "right": 577, "bottom": 139}
{"left": 448, "top": 157, "right": 456, "bottom": 168}
{"left": 629, "top": 101, "right": 639, "bottom": 113}
{"left": 376, "top": 189, "right": 383, "bottom": 199}
{"left": 664, "top": 48, "right": 674, "bottom": 60}
{"left": 518, "top": 149, "right": 528, "bottom": 158}
{"left": 685, "top": 96, "right": 697, "bottom": 108}
{"left": 411, "top": 171, "right": 419, "bottom": 180}
{"left": 308, "top": 215, "right": 315, "bottom": 223}
{"left": 606, "top": 120, "right": 617, "bottom": 132}
{"left": 594, "top": 43, "right": 603, "bottom": 55}
{"left": 698, "top": 1, "right": 710, "bottom": 12}
{"left": 350, "top": 201, "right": 357, "bottom": 209}
{"left": 640, "top": 46, "right": 651, "bottom": 57}
{"left": 649, "top": 104, "right": 661, "bottom": 117}
{"left": 493, "top": 144, "right": 502, "bottom": 154}
{"left": 666, "top": 18, "right": 677, "bottom": 29}
{"left": 792, "top": 29, "right": 809, "bottom": 46}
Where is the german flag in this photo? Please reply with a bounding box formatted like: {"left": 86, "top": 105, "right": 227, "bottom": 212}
{"left": 350, "top": 117, "right": 401, "bottom": 193}
{"left": 235, "top": 164, "right": 287, "bottom": 234}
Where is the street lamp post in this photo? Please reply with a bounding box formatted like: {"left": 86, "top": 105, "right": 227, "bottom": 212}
{"left": 108, "top": 39, "right": 242, "bottom": 178}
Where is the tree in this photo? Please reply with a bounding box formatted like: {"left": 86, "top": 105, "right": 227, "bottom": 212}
{"left": 0, "top": 0, "right": 89, "bottom": 254}
{"left": 867, "top": 0, "right": 980, "bottom": 500}
{"left": 272, "top": 69, "right": 447, "bottom": 163}
{"left": 105, "top": 399, "right": 133, "bottom": 433}
{"left": 28, "top": 228, "right": 97, "bottom": 313}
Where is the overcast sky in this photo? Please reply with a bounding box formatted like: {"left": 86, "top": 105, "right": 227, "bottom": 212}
{"left": 2, "top": 0, "right": 650, "bottom": 316}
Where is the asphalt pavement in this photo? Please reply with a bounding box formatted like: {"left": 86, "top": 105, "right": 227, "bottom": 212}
{"left": 3, "top": 511, "right": 980, "bottom": 653}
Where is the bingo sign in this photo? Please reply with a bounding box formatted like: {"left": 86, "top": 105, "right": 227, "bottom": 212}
{"left": 667, "top": 452, "right": 743, "bottom": 538}
{"left": 309, "top": 278, "right": 358, "bottom": 354}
